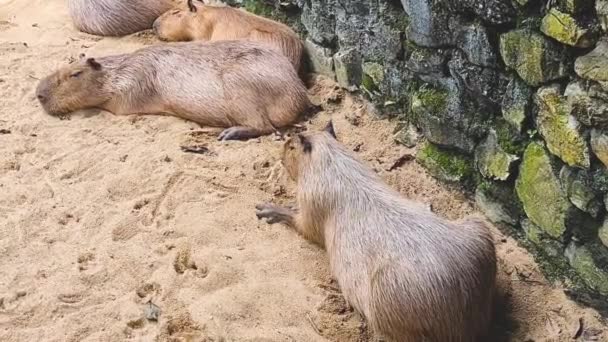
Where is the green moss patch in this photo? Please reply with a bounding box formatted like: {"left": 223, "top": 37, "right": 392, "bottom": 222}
{"left": 417, "top": 142, "right": 474, "bottom": 184}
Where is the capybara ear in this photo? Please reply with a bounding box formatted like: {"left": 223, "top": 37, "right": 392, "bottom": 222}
{"left": 298, "top": 134, "right": 312, "bottom": 153}
{"left": 323, "top": 120, "right": 336, "bottom": 139}
{"left": 187, "top": 0, "right": 197, "bottom": 12}
{"left": 86, "top": 58, "right": 102, "bottom": 71}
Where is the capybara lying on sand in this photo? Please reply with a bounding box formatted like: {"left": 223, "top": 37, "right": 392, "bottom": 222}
{"left": 256, "top": 123, "right": 497, "bottom": 341}
{"left": 68, "top": 0, "right": 180, "bottom": 36}
{"left": 36, "top": 41, "right": 312, "bottom": 140}
{"left": 153, "top": 0, "right": 303, "bottom": 71}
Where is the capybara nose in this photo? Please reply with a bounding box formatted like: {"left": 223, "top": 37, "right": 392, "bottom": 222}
{"left": 152, "top": 20, "right": 160, "bottom": 34}
{"left": 37, "top": 94, "right": 46, "bottom": 104}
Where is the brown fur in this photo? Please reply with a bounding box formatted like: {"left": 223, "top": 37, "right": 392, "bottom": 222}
{"left": 35, "top": 41, "right": 312, "bottom": 140}
{"left": 256, "top": 123, "right": 497, "bottom": 341}
{"left": 153, "top": 1, "right": 303, "bottom": 71}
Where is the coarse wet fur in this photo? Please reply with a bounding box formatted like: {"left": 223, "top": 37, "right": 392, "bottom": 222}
{"left": 153, "top": 0, "right": 304, "bottom": 72}
{"left": 35, "top": 41, "right": 312, "bottom": 140}
{"left": 68, "top": 0, "right": 181, "bottom": 36}
{"left": 256, "top": 123, "right": 497, "bottom": 341}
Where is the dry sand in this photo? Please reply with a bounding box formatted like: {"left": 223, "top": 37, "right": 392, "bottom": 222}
{"left": 0, "top": 0, "right": 607, "bottom": 341}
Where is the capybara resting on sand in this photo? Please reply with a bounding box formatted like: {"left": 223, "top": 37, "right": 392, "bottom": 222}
{"left": 153, "top": 0, "right": 303, "bottom": 71}
{"left": 256, "top": 123, "right": 497, "bottom": 341}
{"left": 68, "top": 0, "right": 180, "bottom": 36}
{"left": 36, "top": 41, "right": 312, "bottom": 140}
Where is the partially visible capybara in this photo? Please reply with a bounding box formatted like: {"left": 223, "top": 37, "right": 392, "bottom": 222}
{"left": 256, "top": 123, "right": 497, "bottom": 341}
{"left": 36, "top": 41, "right": 313, "bottom": 140}
{"left": 152, "top": 0, "right": 303, "bottom": 71}
{"left": 68, "top": 0, "right": 181, "bottom": 36}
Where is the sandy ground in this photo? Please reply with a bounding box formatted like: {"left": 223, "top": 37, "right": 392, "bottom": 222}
{"left": 0, "top": 0, "right": 607, "bottom": 341}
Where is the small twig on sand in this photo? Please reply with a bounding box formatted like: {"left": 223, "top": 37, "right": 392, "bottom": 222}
{"left": 305, "top": 313, "right": 321, "bottom": 336}
{"left": 28, "top": 75, "right": 39, "bottom": 80}
{"left": 387, "top": 153, "right": 414, "bottom": 171}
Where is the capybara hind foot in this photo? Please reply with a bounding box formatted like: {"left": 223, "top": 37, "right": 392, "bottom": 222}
{"left": 218, "top": 127, "right": 269, "bottom": 141}
{"left": 255, "top": 203, "right": 295, "bottom": 225}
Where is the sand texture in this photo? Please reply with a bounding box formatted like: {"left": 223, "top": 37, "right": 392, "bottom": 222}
{"left": 1, "top": 0, "right": 607, "bottom": 341}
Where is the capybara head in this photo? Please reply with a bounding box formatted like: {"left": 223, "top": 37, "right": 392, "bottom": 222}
{"left": 36, "top": 57, "right": 108, "bottom": 116}
{"left": 153, "top": 5, "right": 197, "bottom": 41}
{"left": 282, "top": 121, "right": 336, "bottom": 181}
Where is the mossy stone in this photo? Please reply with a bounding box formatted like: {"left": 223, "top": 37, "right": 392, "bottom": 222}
{"left": 515, "top": 142, "right": 573, "bottom": 238}
{"left": 565, "top": 242, "right": 608, "bottom": 296}
{"left": 475, "top": 130, "right": 519, "bottom": 181}
{"left": 502, "top": 77, "right": 532, "bottom": 133}
{"left": 362, "top": 62, "right": 385, "bottom": 88}
{"left": 599, "top": 219, "right": 608, "bottom": 248}
{"left": 500, "top": 29, "right": 567, "bottom": 86}
{"left": 394, "top": 124, "right": 419, "bottom": 148}
{"left": 591, "top": 129, "right": 608, "bottom": 168}
{"left": 416, "top": 142, "right": 474, "bottom": 184}
{"left": 333, "top": 49, "right": 362, "bottom": 90}
{"left": 243, "top": 0, "right": 274, "bottom": 17}
{"left": 536, "top": 86, "right": 590, "bottom": 169}
{"left": 522, "top": 219, "right": 544, "bottom": 245}
{"left": 560, "top": 166, "right": 603, "bottom": 218}
{"left": 540, "top": 8, "right": 594, "bottom": 48}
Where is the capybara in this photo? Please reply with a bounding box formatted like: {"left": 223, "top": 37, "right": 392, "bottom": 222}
{"left": 68, "top": 0, "right": 180, "bottom": 36}
{"left": 152, "top": 0, "right": 303, "bottom": 71}
{"left": 256, "top": 122, "right": 497, "bottom": 341}
{"left": 36, "top": 41, "right": 312, "bottom": 140}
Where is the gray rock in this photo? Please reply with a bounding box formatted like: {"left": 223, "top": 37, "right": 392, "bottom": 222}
{"left": 598, "top": 0, "right": 608, "bottom": 31}
{"left": 575, "top": 40, "right": 608, "bottom": 83}
{"left": 405, "top": 44, "right": 450, "bottom": 79}
{"left": 565, "top": 242, "right": 608, "bottom": 296}
{"left": 447, "top": 49, "right": 509, "bottom": 110}
{"left": 560, "top": 166, "right": 603, "bottom": 218}
{"left": 334, "top": 0, "right": 405, "bottom": 62}
{"left": 560, "top": 0, "right": 595, "bottom": 15}
{"left": 399, "top": 0, "right": 452, "bottom": 47}
{"left": 410, "top": 78, "right": 490, "bottom": 153}
{"left": 448, "top": 0, "right": 516, "bottom": 25}
{"left": 300, "top": 0, "right": 337, "bottom": 45}
{"left": 500, "top": 29, "right": 568, "bottom": 86}
{"left": 591, "top": 129, "right": 608, "bottom": 168}
{"left": 475, "top": 181, "right": 522, "bottom": 226}
{"left": 450, "top": 19, "right": 497, "bottom": 68}
{"left": 564, "top": 80, "right": 608, "bottom": 129}
{"left": 304, "top": 39, "right": 335, "bottom": 78}
{"left": 502, "top": 77, "right": 532, "bottom": 133}
{"left": 333, "top": 48, "right": 361, "bottom": 90}
{"left": 144, "top": 302, "right": 161, "bottom": 321}
{"left": 393, "top": 123, "right": 420, "bottom": 148}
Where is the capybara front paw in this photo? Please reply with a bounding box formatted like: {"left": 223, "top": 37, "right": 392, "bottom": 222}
{"left": 255, "top": 203, "right": 289, "bottom": 224}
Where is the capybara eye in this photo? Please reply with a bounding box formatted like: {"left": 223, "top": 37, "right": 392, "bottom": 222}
{"left": 70, "top": 71, "right": 83, "bottom": 78}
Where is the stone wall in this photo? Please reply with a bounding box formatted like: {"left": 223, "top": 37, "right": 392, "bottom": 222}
{"left": 236, "top": 0, "right": 608, "bottom": 312}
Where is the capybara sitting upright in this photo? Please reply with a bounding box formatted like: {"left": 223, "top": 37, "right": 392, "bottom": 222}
{"left": 153, "top": 0, "right": 303, "bottom": 71}
{"left": 36, "top": 41, "right": 312, "bottom": 140}
{"left": 68, "top": 0, "right": 182, "bottom": 36}
{"left": 256, "top": 123, "right": 497, "bottom": 341}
